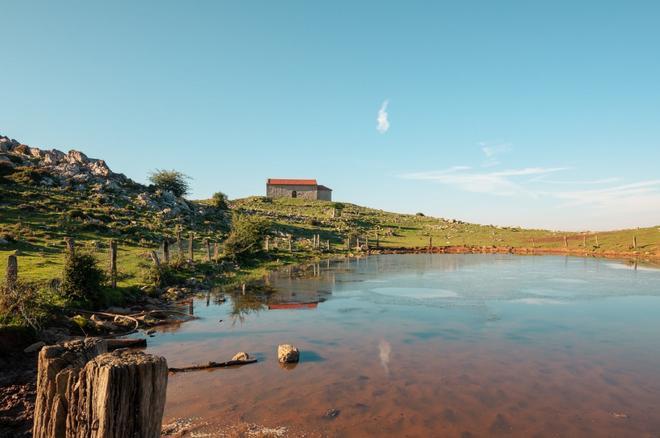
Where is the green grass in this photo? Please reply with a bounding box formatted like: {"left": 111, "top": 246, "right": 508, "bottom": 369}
{"left": 232, "top": 196, "right": 659, "bottom": 256}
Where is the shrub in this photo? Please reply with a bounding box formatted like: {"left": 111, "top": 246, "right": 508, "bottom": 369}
{"left": 211, "top": 191, "right": 229, "bottom": 209}
{"left": 148, "top": 169, "right": 190, "bottom": 197}
{"left": 224, "top": 214, "right": 270, "bottom": 260}
{"left": 143, "top": 264, "right": 177, "bottom": 288}
{"left": 416, "top": 212, "right": 425, "bottom": 217}
{"left": 60, "top": 252, "right": 106, "bottom": 306}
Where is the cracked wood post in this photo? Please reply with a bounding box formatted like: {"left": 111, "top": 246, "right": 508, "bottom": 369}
{"left": 5, "top": 254, "right": 18, "bottom": 289}
{"left": 204, "top": 238, "right": 211, "bottom": 262}
{"left": 188, "top": 232, "right": 194, "bottom": 262}
{"left": 33, "top": 338, "right": 167, "bottom": 438}
{"left": 162, "top": 239, "right": 170, "bottom": 265}
{"left": 64, "top": 237, "right": 75, "bottom": 257}
{"left": 109, "top": 240, "right": 117, "bottom": 288}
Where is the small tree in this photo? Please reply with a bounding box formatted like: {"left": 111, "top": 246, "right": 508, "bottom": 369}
{"left": 224, "top": 214, "right": 270, "bottom": 260}
{"left": 211, "top": 191, "right": 229, "bottom": 209}
{"left": 148, "top": 169, "right": 190, "bottom": 197}
{"left": 60, "top": 253, "right": 106, "bottom": 306}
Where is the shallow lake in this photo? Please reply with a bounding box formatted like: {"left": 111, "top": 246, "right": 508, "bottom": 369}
{"left": 148, "top": 254, "right": 660, "bottom": 437}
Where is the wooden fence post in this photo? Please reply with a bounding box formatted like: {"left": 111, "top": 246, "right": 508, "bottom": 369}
{"left": 365, "top": 236, "right": 369, "bottom": 250}
{"left": 176, "top": 228, "right": 183, "bottom": 257}
{"left": 429, "top": 235, "right": 433, "bottom": 250}
{"left": 595, "top": 234, "right": 599, "bottom": 247}
{"left": 326, "top": 240, "right": 330, "bottom": 251}
{"left": 213, "top": 242, "right": 219, "bottom": 262}
{"left": 162, "top": 239, "right": 170, "bottom": 265}
{"left": 204, "top": 238, "right": 211, "bottom": 262}
{"left": 6, "top": 254, "right": 18, "bottom": 289}
{"left": 64, "top": 237, "right": 75, "bottom": 257}
{"left": 188, "top": 232, "right": 194, "bottom": 262}
{"left": 288, "top": 235, "right": 292, "bottom": 252}
{"left": 109, "top": 240, "right": 117, "bottom": 288}
{"left": 345, "top": 236, "right": 350, "bottom": 251}
{"left": 632, "top": 236, "right": 637, "bottom": 249}
{"left": 265, "top": 236, "right": 270, "bottom": 252}
{"left": 583, "top": 235, "right": 587, "bottom": 247}
{"left": 563, "top": 236, "right": 568, "bottom": 248}
{"left": 531, "top": 238, "right": 535, "bottom": 249}
{"left": 150, "top": 250, "right": 161, "bottom": 268}
{"left": 376, "top": 232, "right": 379, "bottom": 249}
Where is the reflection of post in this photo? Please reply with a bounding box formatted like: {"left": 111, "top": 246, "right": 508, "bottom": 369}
{"left": 189, "top": 300, "right": 194, "bottom": 315}
{"left": 206, "top": 290, "right": 210, "bottom": 307}
{"left": 376, "top": 232, "right": 379, "bottom": 249}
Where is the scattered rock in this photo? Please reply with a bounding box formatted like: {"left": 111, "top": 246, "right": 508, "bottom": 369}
{"left": 323, "top": 408, "right": 340, "bottom": 419}
{"left": 277, "top": 344, "right": 300, "bottom": 363}
{"left": 231, "top": 352, "right": 251, "bottom": 362}
{"left": 23, "top": 341, "right": 46, "bottom": 354}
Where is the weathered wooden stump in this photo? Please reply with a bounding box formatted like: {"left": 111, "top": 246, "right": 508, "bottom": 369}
{"left": 33, "top": 338, "right": 168, "bottom": 438}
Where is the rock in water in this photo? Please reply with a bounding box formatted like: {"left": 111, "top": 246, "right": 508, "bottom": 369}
{"left": 232, "top": 352, "right": 250, "bottom": 362}
{"left": 277, "top": 344, "right": 300, "bottom": 363}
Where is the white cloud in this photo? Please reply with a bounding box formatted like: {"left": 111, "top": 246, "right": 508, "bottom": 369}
{"left": 377, "top": 100, "right": 390, "bottom": 134}
{"left": 480, "top": 142, "right": 511, "bottom": 167}
{"left": 400, "top": 166, "right": 566, "bottom": 197}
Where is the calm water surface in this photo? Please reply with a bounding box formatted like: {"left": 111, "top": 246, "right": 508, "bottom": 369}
{"left": 148, "top": 254, "right": 660, "bottom": 437}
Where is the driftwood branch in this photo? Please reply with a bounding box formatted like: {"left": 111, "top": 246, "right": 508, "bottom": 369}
{"left": 169, "top": 359, "right": 257, "bottom": 373}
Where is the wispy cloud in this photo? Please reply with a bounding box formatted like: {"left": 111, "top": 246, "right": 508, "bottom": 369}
{"left": 551, "top": 180, "right": 660, "bottom": 210}
{"left": 377, "top": 100, "right": 390, "bottom": 134}
{"left": 479, "top": 142, "right": 511, "bottom": 167}
{"left": 400, "top": 166, "right": 566, "bottom": 197}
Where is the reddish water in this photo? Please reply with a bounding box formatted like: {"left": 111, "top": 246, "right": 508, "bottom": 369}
{"left": 147, "top": 255, "right": 660, "bottom": 437}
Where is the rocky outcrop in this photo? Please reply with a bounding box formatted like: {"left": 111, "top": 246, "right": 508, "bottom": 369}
{"left": 0, "top": 134, "right": 216, "bottom": 220}
{"left": 0, "top": 135, "right": 123, "bottom": 190}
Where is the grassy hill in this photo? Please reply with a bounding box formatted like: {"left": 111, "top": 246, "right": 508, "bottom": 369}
{"left": 232, "top": 196, "right": 659, "bottom": 257}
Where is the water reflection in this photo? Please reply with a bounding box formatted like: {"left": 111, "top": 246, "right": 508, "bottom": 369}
{"left": 149, "top": 254, "right": 660, "bottom": 438}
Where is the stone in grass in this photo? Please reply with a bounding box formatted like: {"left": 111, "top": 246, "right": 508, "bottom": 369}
{"left": 277, "top": 344, "right": 299, "bottom": 363}
{"left": 232, "top": 352, "right": 251, "bottom": 362}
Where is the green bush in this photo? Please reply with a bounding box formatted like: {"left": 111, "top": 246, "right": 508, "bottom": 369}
{"left": 211, "top": 191, "right": 229, "bottom": 209}
{"left": 143, "top": 264, "right": 177, "bottom": 288}
{"left": 224, "top": 214, "right": 270, "bottom": 260}
{"left": 60, "top": 252, "right": 106, "bottom": 306}
{"left": 148, "top": 169, "right": 190, "bottom": 197}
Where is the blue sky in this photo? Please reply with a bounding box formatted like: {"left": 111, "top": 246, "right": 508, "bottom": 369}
{"left": 1, "top": 1, "right": 659, "bottom": 230}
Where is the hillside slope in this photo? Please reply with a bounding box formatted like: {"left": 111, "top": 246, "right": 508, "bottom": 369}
{"left": 1, "top": 134, "right": 658, "bottom": 289}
